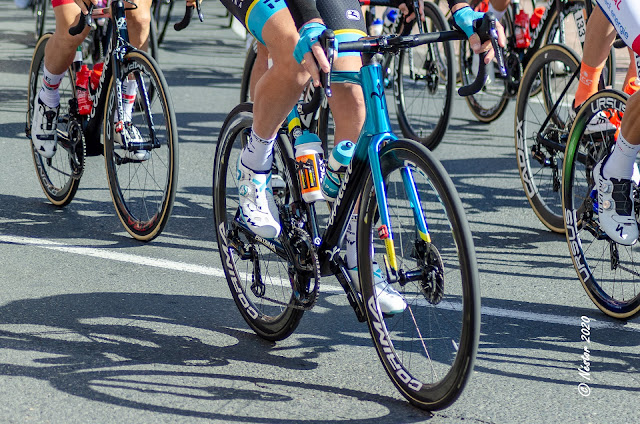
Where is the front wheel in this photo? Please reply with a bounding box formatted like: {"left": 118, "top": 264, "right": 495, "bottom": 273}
{"left": 213, "top": 103, "right": 306, "bottom": 341}
{"left": 358, "top": 139, "right": 480, "bottom": 410}
{"left": 103, "top": 50, "right": 178, "bottom": 241}
{"left": 562, "top": 89, "right": 640, "bottom": 319}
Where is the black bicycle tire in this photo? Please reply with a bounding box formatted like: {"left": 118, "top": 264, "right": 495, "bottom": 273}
{"left": 213, "top": 103, "right": 305, "bottom": 341}
{"left": 154, "top": 0, "right": 174, "bottom": 46}
{"left": 27, "top": 33, "right": 82, "bottom": 206}
{"left": 562, "top": 89, "right": 640, "bottom": 319}
{"left": 395, "top": 1, "right": 454, "bottom": 150}
{"left": 34, "top": 0, "right": 46, "bottom": 41}
{"left": 357, "top": 139, "right": 480, "bottom": 410}
{"left": 240, "top": 40, "right": 258, "bottom": 103}
{"left": 515, "top": 44, "right": 581, "bottom": 233}
{"left": 149, "top": 14, "right": 160, "bottom": 62}
{"left": 103, "top": 50, "right": 178, "bottom": 241}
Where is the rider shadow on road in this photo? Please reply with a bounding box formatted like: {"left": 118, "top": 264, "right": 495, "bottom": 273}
{"left": 0, "top": 291, "right": 426, "bottom": 422}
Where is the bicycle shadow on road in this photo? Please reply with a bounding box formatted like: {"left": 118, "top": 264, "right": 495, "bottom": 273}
{"left": 0, "top": 291, "right": 432, "bottom": 422}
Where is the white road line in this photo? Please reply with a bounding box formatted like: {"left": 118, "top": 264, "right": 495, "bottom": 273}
{"left": 2, "top": 234, "right": 639, "bottom": 332}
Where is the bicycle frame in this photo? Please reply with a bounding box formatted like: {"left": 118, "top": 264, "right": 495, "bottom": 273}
{"left": 68, "top": 0, "right": 155, "bottom": 153}
{"left": 512, "top": 0, "right": 586, "bottom": 65}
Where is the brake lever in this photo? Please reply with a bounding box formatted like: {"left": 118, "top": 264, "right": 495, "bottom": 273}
{"left": 319, "top": 29, "right": 335, "bottom": 98}
{"left": 174, "top": 0, "right": 204, "bottom": 32}
{"left": 477, "top": 12, "right": 506, "bottom": 77}
{"left": 69, "top": 2, "right": 94, "bottom": 36}
{"left": 458, "top": 12, "right": 506, "bottom": 96}
{"left": 412, "top": 0, "right": 424, "bottom": 34}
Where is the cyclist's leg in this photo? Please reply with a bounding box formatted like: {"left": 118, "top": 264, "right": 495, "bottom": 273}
{"left": 33, "top": 1, "right": 87, "bottom": 158}
{"left": 488, "top": 0, "right": 508, "bottom": 21}
{"left": 125, "top": 0, "right": 152, "bottom": 51}
{"left": 250, "top": 43, "right": 270, "bottom": 102}
{"left": 253, "top": 10, "right": 310, "bottom": 140}
{"left": 574, "top": 7, "right": 617, "bottom": 108}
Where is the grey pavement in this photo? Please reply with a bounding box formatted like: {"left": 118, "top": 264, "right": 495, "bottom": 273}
{"left": 0, "top": 2, "right": 638, "bottom": 423}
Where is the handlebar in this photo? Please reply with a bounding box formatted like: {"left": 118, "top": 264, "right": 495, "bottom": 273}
{"left": 69, "top": 3, "right": 95, "bottom": 36}
{"left": 333, "top": 13, "right": 505, "bottom": 97}
{"left": 459, "top": 12, "right": 506, "bottom": 96}
{"left": 174, "top": 1, "right": 204, "bottom": 31}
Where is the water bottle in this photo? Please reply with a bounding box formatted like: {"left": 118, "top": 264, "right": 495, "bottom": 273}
{"left": 73, "top": 45, "right": 83, "bottom": 72}
{"left": 514, "top": 10, "right": 531, "bottom": 49}
{"left": 90, "top": 62, "right": 104, "bottom": 92}
{"left": 321, "top": 140, "right": 355, "bottom": 202}
{"left": 75, "top": 64, "right": 92, "bottom": 115}
{"left": 369, "top": 18, "right": 383, "bottom": 36}
{"left": 294, "top": 132, "right": 325, "bottom": 203}
{"left": 384, "top": 8, "right": 398, "bottom": 30}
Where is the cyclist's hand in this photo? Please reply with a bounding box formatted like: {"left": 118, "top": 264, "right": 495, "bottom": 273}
{"left": 74, "top": 0, "right": 97, "bottom": 14}
{"left": 294, "top": 21, "right": 331, "bottom": 87}
{"left": 398, "top": 0, "right": 424, "bottom": 23}
{"left": 452, "top": 5, "right": 505, "bottom": 64}
{"left": 186, "top": 0, "right": 199, "bottom": 8}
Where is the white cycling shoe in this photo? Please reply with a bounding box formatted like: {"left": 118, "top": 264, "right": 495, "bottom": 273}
{"left": 237, "top": 159, "right": 281, "bottom": 239}
{"left": 31, "top": 96, "right": 59, "bottom": 158}
{"left": 348, "top": 262, "right": 407, "bottom": 315}
{"left": 115, "top": 122, "right": 150, "bottom": 161}
{"left": 593, "top": 154, "right": 639, "bottom": 245}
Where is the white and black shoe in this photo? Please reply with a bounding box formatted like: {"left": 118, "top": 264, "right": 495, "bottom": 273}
{"left": 593, "top": 153, "right": 639, "bottom": 245}
{"left": 31, "top": 96, "right": 59, "bottom": 158}
{"left": 115, "top": 122, "right": 150, "bottom": 161}
{"left": 237, "top": 158, "right": 281, "bottom": 239}
{"left": 348, "top": 262, "right": 407, "bottom": 315}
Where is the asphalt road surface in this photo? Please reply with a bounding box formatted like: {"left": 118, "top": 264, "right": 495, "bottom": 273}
{"left": 0, "top": 2, "right": 638, "bottom": 423}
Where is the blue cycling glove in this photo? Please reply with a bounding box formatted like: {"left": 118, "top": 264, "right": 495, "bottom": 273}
{"left": 452, "top": 6, "right": 484, "bottom": 38}
{"left": 293, "top": 22, "right": 327, "bottom": 64}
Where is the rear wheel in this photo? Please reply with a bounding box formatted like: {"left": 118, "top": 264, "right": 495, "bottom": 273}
{"left": 34, "top": 0, "right": 47, "bottom": 41}
{"left": 395, "top": 2, "right": 454, "bottom": 150}
{"left": 27, "top": 33, "right": 83, "bottom": 206}
{"left": 213, "top": 103, "right": 308, "bottom": 341}
{"left": 103, "top": 51, "right": 178, "bottom": 241}
{"left": 153, "top": 0, "right": 175, "bottom": 46}
{"left": 515, "top": 44, "right": 581, "bottom": 233}
{"left": 358, "top": 139, "right": 479, "bottom": 410}
{"left": 562, "top": 90, "right": 640, "bottom": 319}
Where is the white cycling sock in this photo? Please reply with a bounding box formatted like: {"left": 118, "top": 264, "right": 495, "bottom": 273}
{"left": 121, "top": 79, "right": 138, "bottom": 122}
{"left": 241, "top": 127, "right": 275, "bottom": 172}
{"left": 603, "top": 133, "right": 640, "bottom": 180}
{"left": 345, "top": 213, "right": 358, "bottom": 269}
{"left": 39, "top": 65, "right": 64, "bottom": 108}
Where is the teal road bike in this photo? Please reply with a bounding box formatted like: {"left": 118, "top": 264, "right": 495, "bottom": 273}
{"left": 213, "top": 15, "right": 504, "bottom": 410}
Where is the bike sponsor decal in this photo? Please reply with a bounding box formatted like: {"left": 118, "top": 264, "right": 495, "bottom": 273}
{"left": 590, "top": 96, "right": 625, "bottom": 115}
{"left": 218, "top": 222, "right": 260, "bottom": 319}
{"left": 254, "top": 235, "right": 277, "bottom": 253}
{"left": 324, "top": 245, "right": 340, "bottom": 262}
{"left": 564, "top": 208, "right": 590, "bottom": 282}
{"left": 116, "top": 17, "right": 127, "bottom": 31}
{"left": 89, "top": 39, "right": 113, "bottom": 120}
{"left": 326, "top": 159, "right": 352, "bottom": 228}
{"left": 515, "top": 118, "right": 537, "bottom": 198}
{"left": 367, "top": 296, "right": 423, "bottom": 391}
